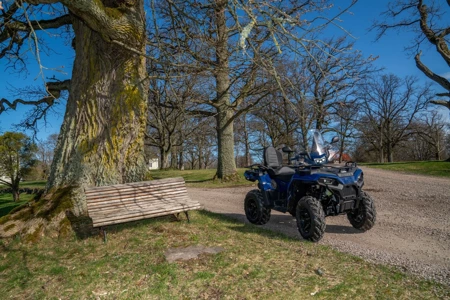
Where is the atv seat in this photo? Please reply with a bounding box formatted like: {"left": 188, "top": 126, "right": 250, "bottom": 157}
{"left": 264, "top": 147, "right": 295, "bottom": 179}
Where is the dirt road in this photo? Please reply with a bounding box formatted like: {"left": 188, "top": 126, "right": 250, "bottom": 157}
{"left": 188, "top": 167, "right": 450, "bottom": 285}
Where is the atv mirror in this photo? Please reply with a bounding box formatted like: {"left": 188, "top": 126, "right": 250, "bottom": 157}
{"left": 282, "top": 146, "right": 294, "bottom": 153}
{"left": 330, "top": 136, "right": 339, "bottom": 144}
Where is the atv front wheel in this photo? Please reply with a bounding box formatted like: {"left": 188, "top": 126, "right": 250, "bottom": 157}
{"left": 244, "top": 189, "right": 271, "bottom": 225}
{"left": 347, "top": 191, "right": 376, "bottom": 231}
{"left": 296, "top": 196, "right": 326, "bottom": 242}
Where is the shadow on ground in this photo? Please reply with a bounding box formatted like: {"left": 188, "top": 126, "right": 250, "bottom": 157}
{"left": 197, "top": 210, "right": 362, "bottom": 243}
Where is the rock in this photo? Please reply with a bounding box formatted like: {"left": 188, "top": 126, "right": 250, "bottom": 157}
{"left": 164, "top": 245, "right": 224, "bottom": 263}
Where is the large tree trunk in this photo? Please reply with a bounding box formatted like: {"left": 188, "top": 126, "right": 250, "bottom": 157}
{"left": 12, "top": 190, "right": 20, "bottom": 202}
{"left": 10, "top": 177, "right": 20, "bottom": 202}
{"left": 214, "top": 1, "right": 237, "bottom": 181}
{"left": 216, "top": 107, "right": 237, "bottom": 180}
{"left": 160, "top": 148, "right": 169, "bottom": 170}
{"left": 48, "top": 16, "right": 147, "bottom": 207}
{"left": 170, "top": 148, "right": 178, "bottom": 169}
{"left": 0, "top": 2, "right": 148, "bottom": 239}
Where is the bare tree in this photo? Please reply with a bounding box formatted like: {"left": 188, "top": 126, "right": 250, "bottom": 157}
{"left": 183, "top": 118, "right": 217, "bottom": 170}
{"left": 234, "top": 113, "right": 253, "bottom": 167}
{"left": 298, "top": 36, "right": 377, "bottom": 130}
{"left": 150, "top": 0, "right": 359, "bottom": 180}
{"left": 272, "top": 59, "right": 316, "bottom": 149}
{"left": 146, "top": 75, "right": 195, "bottom": 169}
{"left": 357, "top": 74, "right": 432, "bottom": 162}
{"left": 373, "top": 0, "right": 450, "bottom": 110}
{"left": 35, "top": 133, "right": 58, "bottom": 179}
{"left": 253, "top": 93, "right": 300, "bottom": 149}
{"left": 415, "top": 110, "right": 448, "bottom": 160}
{"left": 331, "top": 98, "right": 360, "bottom": 163}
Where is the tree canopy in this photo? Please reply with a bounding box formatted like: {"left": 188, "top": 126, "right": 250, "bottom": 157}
{"left": 0, "top": 131, "right": 37, "bottom": 201}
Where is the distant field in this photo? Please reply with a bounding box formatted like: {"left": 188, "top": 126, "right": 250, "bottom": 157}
{"left": 0, "top": 180, "right": 47, "bottom": 189}
{"left": 149, "top": 168, "right": 255, "bottom": 188}
{"left": 361, "top": 161, "right": 450, "bottom": 178}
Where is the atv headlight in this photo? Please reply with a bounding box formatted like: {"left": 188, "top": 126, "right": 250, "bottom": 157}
{"left": 357, "top": 173, "right": 363, "bottom": 182}
{"left": 314, "top": 157, "right": 326, "bottom": 164}
{"left": 318, "top": 178, "right": 337, "bottom": 186}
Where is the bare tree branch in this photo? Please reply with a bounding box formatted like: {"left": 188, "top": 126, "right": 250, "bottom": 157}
{"left": 430, "top": 99, "right": 450, "bottom": 109}
{"left": 0, "top": 79, "right": 71, "bottom": 113}
{"left": 415, "top": 51, "right": 450, "bottom": 91}
{"left": 417, "top": 0, "right": 450, "bottom": 67}
{"left": 0, "top": 14, "right": 71, "bottom": 43}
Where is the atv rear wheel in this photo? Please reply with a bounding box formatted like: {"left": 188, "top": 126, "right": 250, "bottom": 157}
{"left": 347, "top": 191, "right": 376, "bottom": 231}
{"left": 244, "top": 189, "right": 271, "bottom": 225}
{"left": 296, "top": 196, "right": 326, "bottom": 242}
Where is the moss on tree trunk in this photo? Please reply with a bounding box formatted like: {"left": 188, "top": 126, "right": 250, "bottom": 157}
{"left": 0, "top": 1, "right": 148, "bottom": 240}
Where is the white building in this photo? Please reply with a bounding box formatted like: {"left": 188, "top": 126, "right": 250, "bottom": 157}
{"left": 148, "top": 158, "right": 159, "bottom": 170}
{"left": 0, "top": 175, "right": 11, "bottom": 184}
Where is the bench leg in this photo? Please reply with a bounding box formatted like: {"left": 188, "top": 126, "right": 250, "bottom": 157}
{"left": 100, "top": 227, "right": 107, "bottom": 243}
{"left": 173, "top": 212, "right": 190, "bottom": 222}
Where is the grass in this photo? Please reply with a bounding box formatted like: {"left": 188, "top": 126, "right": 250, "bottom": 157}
{"left": 0, "top": 210, "right": 448, "bottom": 299}
{"left": 0, "top": 194, "right": 34, "bottom": 218}
{"left": 150, "top": 168, "right": 256, "bottom": 188}
{"left": 0, "top": 181, "right": 46, "bottom": 218}
{"left": 361, "top": 161, "right": 450, "bottom": 178}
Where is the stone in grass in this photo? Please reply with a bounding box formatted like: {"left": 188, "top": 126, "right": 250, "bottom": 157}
{"left": 315, "top": 268, "right": 324, "bottom": 276}
{"left": 164, "top": 245, "right": 224, "bottom": 263}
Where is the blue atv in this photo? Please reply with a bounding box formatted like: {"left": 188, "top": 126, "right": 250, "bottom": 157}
{"left": 243, "top": 130, "right": 376, "bottom": 242}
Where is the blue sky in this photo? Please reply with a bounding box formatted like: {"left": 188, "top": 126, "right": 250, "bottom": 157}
{"left": 0, "top": 1, "right": 448, "bottom": 140}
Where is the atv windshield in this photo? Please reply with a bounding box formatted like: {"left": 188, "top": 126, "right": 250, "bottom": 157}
{"left": 307, "top": 130, "right": 328, "bottom": 165}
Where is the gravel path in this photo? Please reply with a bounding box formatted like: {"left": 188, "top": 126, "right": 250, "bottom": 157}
{"left": 187, "top": 167, "right": 450, "bottom": 285}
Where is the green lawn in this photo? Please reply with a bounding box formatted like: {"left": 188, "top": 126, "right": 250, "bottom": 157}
{"left": 0, "top": 181, "right": 46, "bottom": 218}
{"left": 0, "top": 193, "right": 33, "bottom": 218}
{"left": 361, "top": 161, "right": 450, "bottom": 178}
{"left": 0, "top": 211, "right": 448, "bottom": 299}
{"left": 149, "top": 168, "right": 256, "bottom": 188}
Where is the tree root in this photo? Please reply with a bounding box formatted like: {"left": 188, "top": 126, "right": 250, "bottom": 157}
{"left": 0, "top": 186, "right": 95, "bottom": 242}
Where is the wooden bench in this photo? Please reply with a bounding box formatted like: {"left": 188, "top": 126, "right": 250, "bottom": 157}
{"left": 85, "top": 177, "right": 201, "bottom": 240}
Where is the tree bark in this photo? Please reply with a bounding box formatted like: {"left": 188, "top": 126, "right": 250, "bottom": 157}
{"left": 170, "top": 148, "right": 178, "bottom": 169}
{"left": 160, "top": 148, "right": 169, "bottom": 170}
{"left": 243, "top": 116, "right": 251, "bottom": 167}
{"left": 12, "top": 190, "right": 20, "bottom": 202}
{"left": 47, "top": 4, "right": 148, "bottom": 215}
{"left": 178, "top": 151, "right": 184, "bottom": 170}
{"left": 214, "top": 1, "right": 237, "bottom": 180}
{"left": 216, "top": 107, "right": 237, "bottom": 178}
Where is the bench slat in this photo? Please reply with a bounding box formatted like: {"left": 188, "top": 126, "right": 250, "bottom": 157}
{"left": 86, "top": 188, "right": 187, "bottom": 203}
{"left": 88, "top": 195, "right": 196, "bottom": 212}
{"left": 85, "top": 182, "right": 186, "bottom": 197}
{"left": 87, "top": 194, "right": 192, "bottom": 208}
{"left": 90, "top": 202, "right": 202, "bottom": 218}
{"left": 85, "top": 177, "right": 201, "bottom": 228}
{"left": 91, "top": 205, "right": 203, "bottom": 227}
{"left": 89, "top": 201, "right": 202, "bottom": 219}
{"left": 85, "top": 177, "right": 185, "bottom": 193}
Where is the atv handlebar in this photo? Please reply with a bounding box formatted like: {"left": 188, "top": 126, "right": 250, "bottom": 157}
{"left": 245, "top": 163, "right": 268, "bottom": 170}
